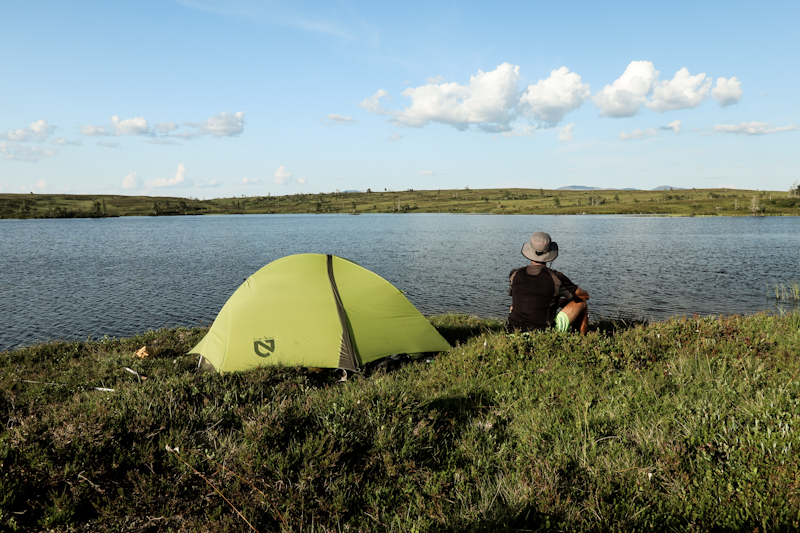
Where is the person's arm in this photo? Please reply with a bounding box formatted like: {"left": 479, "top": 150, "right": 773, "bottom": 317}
{"left": 574, "top": 287, "right": 590, "bottom": 301}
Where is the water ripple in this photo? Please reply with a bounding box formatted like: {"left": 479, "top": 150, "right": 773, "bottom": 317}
{"left": 1, "top": 214, "right": 798, "bottom": 350}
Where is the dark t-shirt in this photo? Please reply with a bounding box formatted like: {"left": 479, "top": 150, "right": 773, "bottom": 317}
{"left": 507, "top": 263, "right": 578, "bottom": 331}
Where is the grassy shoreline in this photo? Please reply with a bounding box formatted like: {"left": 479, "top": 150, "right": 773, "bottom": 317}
{"left": 3, "top": 187, "right": 800, "bottom": 219}
{"left": 2, "top": 312, "right": 800, "bottom": 531}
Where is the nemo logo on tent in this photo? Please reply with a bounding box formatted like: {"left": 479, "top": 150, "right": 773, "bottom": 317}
{"left": 253, "top": 338, "right": 275, "bottom": 357}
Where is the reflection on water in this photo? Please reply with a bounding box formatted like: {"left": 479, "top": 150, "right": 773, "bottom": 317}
{"left": 1, "top": 214, "right": 798, "bottom": 350}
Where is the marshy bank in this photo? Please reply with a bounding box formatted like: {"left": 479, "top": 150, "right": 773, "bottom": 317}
{"left": 2, "top": 313, "right": 800, "bottom": 532}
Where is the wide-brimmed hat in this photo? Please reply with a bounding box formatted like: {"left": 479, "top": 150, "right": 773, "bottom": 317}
{"left": 521, "top": 231, "right": 559, "bottom": 262}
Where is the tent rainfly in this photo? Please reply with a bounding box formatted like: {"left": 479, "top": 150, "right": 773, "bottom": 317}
{"left": 190, "top": 254, "right": 451, "bottom": 372}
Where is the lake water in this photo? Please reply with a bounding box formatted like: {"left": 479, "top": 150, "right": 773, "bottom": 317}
{"left": 1, "top": 214, "right": 798, "bottom": 350}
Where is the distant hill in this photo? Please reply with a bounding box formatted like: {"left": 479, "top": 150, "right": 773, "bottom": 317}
{"left": 558, "top": 185, "right": 642, "bottom": 191}
{"left": 559, "top": 185, "right": 690, "bottom": 191}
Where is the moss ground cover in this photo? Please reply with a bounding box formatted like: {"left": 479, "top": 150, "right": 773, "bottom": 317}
{"left": 2, "top": 313, "right": 800, "bottom": 531}
{"left": 2, "top": 187, "right": 799, "bottom": 219}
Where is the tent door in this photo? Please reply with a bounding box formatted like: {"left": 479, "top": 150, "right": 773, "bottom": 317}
{"left": 327, "top": 254, "right": 359, "bottom": 371}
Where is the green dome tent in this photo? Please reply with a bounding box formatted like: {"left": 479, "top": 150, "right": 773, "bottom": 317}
{"left": 190, "top": 254, "right": 451, "bottom": 372}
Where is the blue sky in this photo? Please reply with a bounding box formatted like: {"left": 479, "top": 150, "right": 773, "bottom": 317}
{"left": 1, "top": 0, "right": 798, "bottom": 197}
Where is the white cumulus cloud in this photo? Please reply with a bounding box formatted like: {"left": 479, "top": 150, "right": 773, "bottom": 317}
{"left": 392, "top": 63, "right": 521, "bottom": 131}
{"left": 558, "top": 123, "right": 575, "bottom": 142}
{"left": 80, "top": 124, "right": 109, "bottom": 136}
{"left": 146, "top": 163, "right": 189, "bottom": 187}
{"left": 0, "top": 141, "right": 57, "bottom": 162}
{"left": 97, "top": 141, "right": 120, "bottom": 148}
{"left": 662, "top": 120, "right": 682, "bottom": 134}
{"left": 593, "top": 61, "right": 659, "bottom": 118}
{"left": 198, "top": 111, "right": 245, "bottom": 137}
{"left": 324, "top": 114, "right": 356, "bottom": 126}
{"left": 271, "top": 167, "right": 306, "bottom": 185}
{"left": 712, "top": 77, "right": 743, "bottom": 107}
{"left": 51, "top": 137, "right": 83, "bottom": 146}
{"left": 360, "top": 89, "right": 391, "bottom": 115}
{"left": 111, "top": 115, "right": 150, "bottom": 135}
{"left": 519, "top": 67, "right": 590, "bottom": 125}
{"left": 713, "top": 122, "right": 797, "bottom": 135}
{"left": 646, "top": 68, "right": 711, "bottom": 112}
{"left": 419, "top": 170, "right": 435, "bottom": 175}
{"left": 122, "top": 172, "right": 142, "bottom": 189}
{"left": 29, "top": 120, "right": 54, "bottom": 139}
{"left": 84, "top": 113, "right": 247, "bottom": 140}
{"left": 3, "top": 129, "right": 30, "bottom": 142}
{"left": 364, "top": 61, "right": 733, "bottom": 133}
{"left": 241, "top": 178, "right": 261, "bottom": 185}
{"left": 2, "top": 119, "right": 55, "bottom": 142}
{"left": 618, "top": 128, "right": 658, "bottom": 140}
{"left": 274, "top": 165, "right": 292, "bottom": 185}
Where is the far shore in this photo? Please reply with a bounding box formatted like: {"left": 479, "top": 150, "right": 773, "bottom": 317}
{"left": 2, "top": 186, "right": 799, "bottom": 219}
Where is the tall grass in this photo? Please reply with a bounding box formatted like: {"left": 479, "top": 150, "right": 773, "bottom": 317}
{"left": 2, "top": 313, "right": 800, "bottom": 531}
{"left": 772, "top": 281, "right": 800, "bottom": 300}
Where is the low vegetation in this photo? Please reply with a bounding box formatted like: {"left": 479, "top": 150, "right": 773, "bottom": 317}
{"left": 2, "top": 312, "right": 800, "bottom": 531}
{"left": 2, "top": 185, "right": 800, "bottom": 219}
{"left": 773, "top": 281, "right": 800, "bottom": 301}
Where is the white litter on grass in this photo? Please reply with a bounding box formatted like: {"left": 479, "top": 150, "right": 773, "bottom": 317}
{"left": 123, "top": 367, "right": 143, "bottom": 382}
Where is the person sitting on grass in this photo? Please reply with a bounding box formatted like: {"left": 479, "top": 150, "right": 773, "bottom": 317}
{"left": 507, "top": 231, "right": 590, "bottom": 335}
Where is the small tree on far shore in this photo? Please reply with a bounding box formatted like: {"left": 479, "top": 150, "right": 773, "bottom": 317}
{"left": 750, "top": 196, "right": 766, "bottom": 216}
